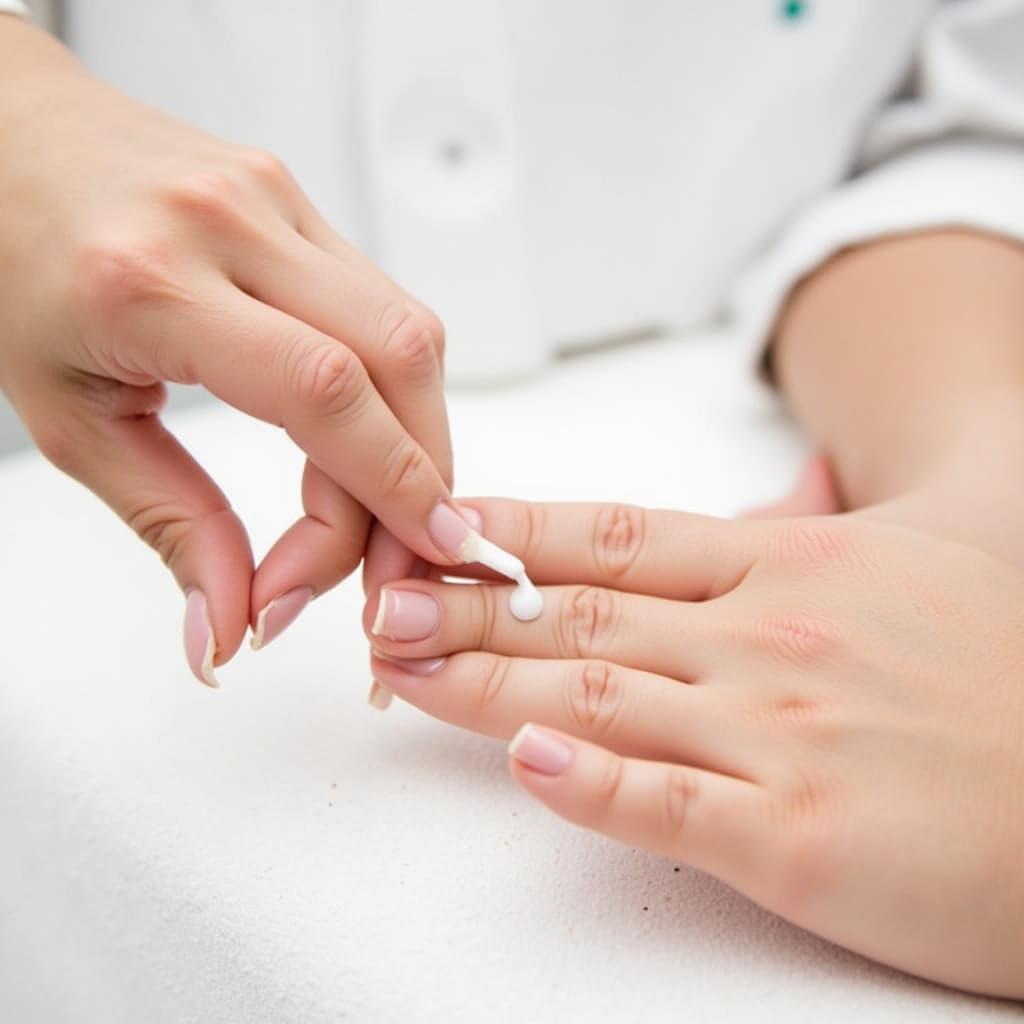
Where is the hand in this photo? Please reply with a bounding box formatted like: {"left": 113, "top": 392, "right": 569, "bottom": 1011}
{"left": 0, "top": 20, "right": 459, "bottom": 684}
{"left": 364, "top": 500, "right": 1024, "bottom": 997}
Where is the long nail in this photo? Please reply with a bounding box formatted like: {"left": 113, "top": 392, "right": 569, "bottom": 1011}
{"left": 457, "top": 504, "right": 483, "bottom": 533}
{"left": 184, "top": 589, "right": 218, "bottom": 688}
{"left": 368, "top": 680, "right": 394, "bottom": 711}
{"left": 427, "top": 502, "right": 477, "bottom": 560}
{"left": 428, "top": 501, "right": 523, "bottom": 578}
{"left": 371, "top": 588, "right": 440, "bottom": 642}
{"left": 251, "top": 586, "right": 314, "bottom": 651}
{"left": 509, "top": 724, "right": 572, "bottom": 775}
{"left": 373, "top": 652, "right": 446, "bottom": 676}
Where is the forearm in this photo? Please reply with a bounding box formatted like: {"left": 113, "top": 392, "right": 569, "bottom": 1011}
{"left": 774, "top": 228, "right": 1024, "bottom": 566}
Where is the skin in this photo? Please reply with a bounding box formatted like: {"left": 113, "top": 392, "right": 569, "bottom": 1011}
{"left": 360, "top": 229, "right": 1024, "bottom": 995}
{"left": 774, "top": 228, "right": 1024, "bottom": 568}
{"left": 364, "top": 499, "right": 1024, "bottom": 998}
{"left": 0, "top": 16, "right": 457, "bottom": 675}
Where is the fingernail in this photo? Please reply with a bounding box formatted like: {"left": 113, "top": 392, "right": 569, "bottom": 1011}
{"left": 251, "top": 586, "right": 314, "bottom": 651}
{"left": 368, "top": 680, "right": 394, "bottom": 711}
{"left": 371, "top": 588, "right": 440, "bottom": 642}
{"left": 184, "top": 589, "right": 218, "bottom": 688}
{"left": 428, "top": 502, "right": 477, "bottom": 560}
{"left": 509, "top": 724, "right": 573, "bottom": 775}
{"left": 374, "top": 652, "right": 446, "bottom": 676}
{"left": 457, "top": 504, "right": 483, "bottom": 533}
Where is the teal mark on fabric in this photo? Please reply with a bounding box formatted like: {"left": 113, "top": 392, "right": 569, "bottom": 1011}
{"left": 780, "top": 0, "right": 808, "bottom": 21}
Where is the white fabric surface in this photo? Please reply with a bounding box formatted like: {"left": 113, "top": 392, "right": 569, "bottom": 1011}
{"left": 0, "top": 1, "right": 27, "bottom": 15}
{"left": 60, "top": 1, "right": 1024, "bottom": 382}
{"left": 1, "top": 332, "right": 1019, "bottom": 1022}
{"left": 733, "top": 0, "right": 1024, "bottom": 363}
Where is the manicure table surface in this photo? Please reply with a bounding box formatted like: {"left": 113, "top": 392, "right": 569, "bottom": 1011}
{"left": 0, "top": 330, "right": 1017, "bottom": 1023}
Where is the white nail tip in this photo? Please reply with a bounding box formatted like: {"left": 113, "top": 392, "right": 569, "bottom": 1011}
{"left": 250, "top": 602, "right": 272, "bottom": 651}
{"left": 508, "top": 723, "right": 533, "bottom": 757}
{"left": 371, "top": 592, "right": 389, "bottom": 636}
{"left": 200, "top": 629, "right": 219, "bottom": 689}
{"left": 368, "top": 681, "right": 393, "bottom": 711}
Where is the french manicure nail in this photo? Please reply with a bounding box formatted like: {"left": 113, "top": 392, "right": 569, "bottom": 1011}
{"left": 374, "top": 653, "right": 446, "bottom": 676}
{"left": 251, "top": 586, "right": 314, "bottom": 650}
{"left": 371, "top": 588, "right": 440, "bottom": 642}
{"left": 184, "top": 589, "right": 218, "bottom": 688}
{"left": 427, "top": 502, "right": 477, "bottom": 560}
{"left": 368, "top": 680, "right": 394, "bottom": 711}
{"left": 457, "top": 504, "right": 483, "bottom": 533}
{"left": 509, "top": 724, "right": 573, "bottom": 775}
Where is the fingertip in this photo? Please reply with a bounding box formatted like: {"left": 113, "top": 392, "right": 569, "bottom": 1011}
{"left": 508, "top": 723, "right": 575, "bottom": 776}
{"left": 175, "top": 510, "right": 254, "bottom": 678}
{"left": 183, "top": 589, "right": 219, "bottom": 688}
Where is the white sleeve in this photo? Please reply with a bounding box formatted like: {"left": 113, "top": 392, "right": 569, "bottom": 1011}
{"left": 731, "top": 0, "right": 1024, "bottom": 371}
{"left": 0, "top": 1, "right": 28, "bottom": 14}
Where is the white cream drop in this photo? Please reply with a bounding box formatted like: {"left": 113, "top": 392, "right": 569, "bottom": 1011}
{"left": 458, "top": 532, "right": 544, "bottom": 622}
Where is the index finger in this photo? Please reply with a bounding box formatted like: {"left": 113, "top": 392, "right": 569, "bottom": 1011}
{"left": 452, "top": 499, "right": 760, "bottom": 601}
{"left": 140, "top": 285, "right": 463, "bottom": 567}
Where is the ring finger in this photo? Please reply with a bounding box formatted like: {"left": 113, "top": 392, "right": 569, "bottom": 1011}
{"left": 370, "top": 651, "right": 758, "bottom": 779}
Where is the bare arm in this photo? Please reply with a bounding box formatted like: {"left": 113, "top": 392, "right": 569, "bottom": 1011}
{"left": 774, "top": 228, "right": 1024, "bottom": 567}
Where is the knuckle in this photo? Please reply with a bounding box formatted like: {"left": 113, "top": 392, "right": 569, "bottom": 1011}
{"left": 592, "top": 504, "right": 645, "bottom": 580}
{"left": 473, "top": 582, "right": 501, "bottom": 648}
{"left": 557, "top": 586, "right": 620, "bottom": 659}
{"left": 590, "top": 753, "right": 625, "bottom": 823}
{"left": 377, "top": 436, "right": 429, "bottom": 499}
{"left": 519, "top": 500, "right": 548, "bottom": 569}
{"left": 770, "top": 777, "right": 841, "bottom": 915}
{"left": 418, "top": 306, "right": 446, "bottom": 359}
{"left": 164, "top": 171, "right": 243, "bottom": 226}
{"left": 71, "top": 238, "right": 181, "bottom": 319}
{"left": 662, "top": 767, "right": 700, "bottom": 842}
{"left": 291, "top": 344, "right": 368, "bottom": 423}
{"left": 565, "top": 661, "right": 625, "bottom": 736}
{"left": 124, "top": 499, "right": 192, "bottom": 569}
{"left": 238, "top": 147, "right": 292, "bottom": 189}
{"left": 376, "top": 303, "right": 439, "bottom": 382}
{"left": 767, "top": 520, "right": 854, "bottom": 571}
{"left": 474, "top": 654, "right": 511, "bottom": 715}
{"left": 753, "top": 612, "right": 839, "bottom": 668}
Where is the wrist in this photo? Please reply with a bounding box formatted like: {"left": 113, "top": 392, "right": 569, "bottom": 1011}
{"left": 850, "top": 397, "right": 1024, "bottom": 568}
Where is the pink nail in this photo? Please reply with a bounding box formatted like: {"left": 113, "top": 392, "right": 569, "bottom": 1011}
{"left": 427, "top": 502, "right": 475, "bottom": 560}
{"left": 371, "top": 588, "right": 440, "bottom": 641}
{"left": 374, "top": 653, "right": 446, "bottom": 676}
{"left": 184, "top": 589, "right": 218, "bottom": 688}
{"left": 509, "top": 724, "right": 573, "bottom": 775}
{"left": 457, "top": 504, "right": 483, "bottom": 533}
{"left": 251, "top": 586, "right": 313, "bottom": 650}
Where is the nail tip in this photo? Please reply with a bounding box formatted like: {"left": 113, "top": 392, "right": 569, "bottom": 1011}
{"left": 370, "top": 592, "right": 389, "bottom": 637}
{"left": 250, "top": 608, "right": 269, "bottom": 651}
{"left": 508, "top": 722, "right": 534, "bottom": 756}
{"left": 368, "top": 680, "right": 394, "bottom": 711}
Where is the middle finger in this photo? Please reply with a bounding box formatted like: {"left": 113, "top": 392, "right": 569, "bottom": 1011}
{"left": 364, "top": 579, "right": 718, "bottom": 682}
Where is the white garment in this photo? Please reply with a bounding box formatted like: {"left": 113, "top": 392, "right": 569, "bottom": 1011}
{"left": 0, "top": 1, "right": 27, "bottom": 14}
{"left": 37, "top": 1, "right": 1024, "bottom": 380}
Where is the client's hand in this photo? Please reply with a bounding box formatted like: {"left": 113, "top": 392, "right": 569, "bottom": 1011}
{"left": 364, "top": 500, "right": 1024, "bottom": 998}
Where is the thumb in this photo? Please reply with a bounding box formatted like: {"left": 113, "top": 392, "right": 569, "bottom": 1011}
{"left": 30, "top": 388, "right": 253, "bottom": 687}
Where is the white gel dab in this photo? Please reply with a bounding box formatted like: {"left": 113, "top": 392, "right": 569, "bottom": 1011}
{"left": 458, "top": 533, "right": 544, "bottom": 622}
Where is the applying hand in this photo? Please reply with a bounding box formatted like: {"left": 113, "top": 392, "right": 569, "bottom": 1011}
{"left": 0, "top": 19, "right": 458, "bottom": 683}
